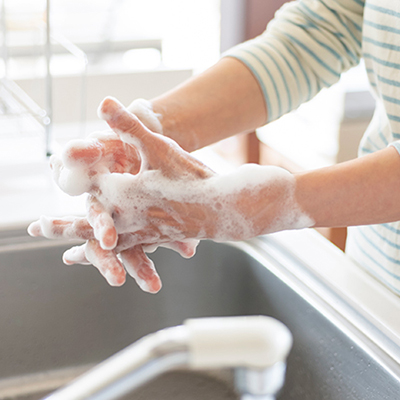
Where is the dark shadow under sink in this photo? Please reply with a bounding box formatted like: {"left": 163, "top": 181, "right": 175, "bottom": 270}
{"left": 0, "top": 230, "right": 399, "bottom": 399}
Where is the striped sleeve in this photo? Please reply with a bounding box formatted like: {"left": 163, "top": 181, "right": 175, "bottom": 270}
{"left": 223, "top": 0, "right": 365, "bottom": 122}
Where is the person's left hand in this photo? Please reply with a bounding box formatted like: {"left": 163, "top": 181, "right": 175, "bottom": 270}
{"left": 28, "top": 215, "right": 199, "bottom": 293}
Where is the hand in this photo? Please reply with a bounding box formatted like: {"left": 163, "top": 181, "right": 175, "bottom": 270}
{"left": 28, "top": 216, "right": 199, "bottom": 293}
{"left": 82, "top": 96, "right": 217, "bottom": 241}
{"left": 50, "top": 129, "right": 142, "bottom": 249}
{"left": 29, "top": 97, "right": 314, "bottom": 291}
{"left": 29, "top": 97, "right": 215, "bottom": 291}
{"left": 47, "top": 129, "right": 173, "bottom": 292}
{"left": 49, "top": 97, "right": 164, "bottom": 249}
{"left": 51, "top": 97, "right": 215, "bottom": 247}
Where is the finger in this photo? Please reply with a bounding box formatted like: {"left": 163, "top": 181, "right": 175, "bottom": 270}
{"left": 100, "top": 97, "right": 214, "bottom": 179}
{"left": 63, "top": 244, "right": 91, "bottom": 265}
{"left": 85, "top": 239, "right": 126, "bottom": 286}
{"left": 61, "top": 138, "right": 103, "bottom": 169}
{"left": 60, "top": 133, "right": 141, "bottom": 174}
{"left": 115, "top": 231, "right": 161, "bottom": 253}
{"left": 99, "top": 97, "right": 153, "bottom": 144}
{"left": 159, "top": 239, "right": 199, "bottom": 259}
{"left": 102, "top": 138, "right": 141, "bottom": 175}
{"left": 86, "top": 131, "right": 142, "bottom": 175}
{"left": 28, "top": 216, "right": 94, "bottom": 240}
{"left": 120, "top": 245, "right": 162, "bottom": 293}
{"left": 27, "top": 219, "right": 45, "bottom": 237}
{"left": 98, "top": 97, "right": 174, "bottom": 171}
{"left": 86, "top": 196, "right": 117, "bottom": 250}
{"left": 127, "top": 98, "right": 163, "bottom": 134}
{"left": 50, "top": 154, "right": 93, "bottom": 196}
{"left": 142, "top": 240, "right": 199, "bottom": 259}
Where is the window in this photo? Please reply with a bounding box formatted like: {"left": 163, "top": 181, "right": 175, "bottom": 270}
{"left": 3, "top": 0, "right": 221, "bottom": 77}
{"left": 0, "top": 0, "right": 221, "bottom": 164}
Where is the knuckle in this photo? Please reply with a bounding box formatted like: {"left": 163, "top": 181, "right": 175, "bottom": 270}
{"left": 127, "top": 116, "right": 146, "bottom": 137}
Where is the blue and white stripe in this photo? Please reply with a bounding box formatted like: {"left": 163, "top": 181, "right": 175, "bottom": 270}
{"left": 225, "top": 0, "right": 400, "bottom": 295}
{"left": 225, "top": 0, "right": 363, "bottom": 122}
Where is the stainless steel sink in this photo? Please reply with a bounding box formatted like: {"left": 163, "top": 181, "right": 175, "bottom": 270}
{"left": 0, "top": 227, "right": 400, "bottom": 399}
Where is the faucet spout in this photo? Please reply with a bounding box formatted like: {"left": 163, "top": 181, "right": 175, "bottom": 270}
{"left": 43, "top": 325, "right": 190, "bottom": 400}
{"left": 43, "top": 316, "right": 292, "bottom": 400}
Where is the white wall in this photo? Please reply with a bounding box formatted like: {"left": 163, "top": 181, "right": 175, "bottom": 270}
{"left": 17, "top": 68, "right": 192, "bottom": 124}
{"left": 220, "top": 0, "right": 246, "bottom": 53}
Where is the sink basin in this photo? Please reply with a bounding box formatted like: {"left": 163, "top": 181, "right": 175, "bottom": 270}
{"left": 0, "top": 227, "right": 400, "bottom": 399}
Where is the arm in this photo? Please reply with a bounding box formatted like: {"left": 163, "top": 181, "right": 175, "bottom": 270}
{"left": 30, "top": 123, "right": 400, "bottom": 262}
{"left": 132, "top": 0, "right": 364, "bottom": 152}
{"left": 295, "top": 146, "right": 400, "bottom": 228}
{"left": 27, "top": 0, "right": 368, "bottom": 292}
{"left": 141, "top": 57, "right": 268, "bottom": 152}
{"left": 28, "top": 101, "right": 400, "bottom": 291}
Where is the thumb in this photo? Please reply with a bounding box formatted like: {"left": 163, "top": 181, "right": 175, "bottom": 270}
{"left": 98, "top": 97, "right": 214, "bottom": 179}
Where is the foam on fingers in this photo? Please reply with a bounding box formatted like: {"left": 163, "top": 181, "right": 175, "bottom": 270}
{"left": 27, "top": 220, "right": 42, "bottom": 237}
{"left": 37, "top": 215, "right": 61, "bottom": 239}
{"left": 51, "top": 154, "right": 93, "bottom": 196}
{"left": 127, "top": 98, "right": 163, "bottom": 134}
{"left": 159, "top": 239, "right": 199, "bottom": 258}
{"left": 91, "top": 212, "right": 118, "bottom": 250}
{"left": 63, "top": 244, "right": 90, "bottom": 265}
{"left": 85, "top": 240, "right": 126, "bottom": 286}
{"left": 121, "top": 246, "right": 162, "bottom": 293}
{"left": 87, "top": 197, "right": 118, "bottom": 250}
{"left": 33, "top": 95, "right": 315, "bottom": 294}
{"left": 98, "top": 97, "right": 154, "bottom": 154}
{"left": 97, "top": 96, "right": 122, "bottom": 121}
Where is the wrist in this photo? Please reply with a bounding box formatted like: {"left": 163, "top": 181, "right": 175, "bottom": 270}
{"left": 220, "top": 165, "right": 314, "bottom": 239}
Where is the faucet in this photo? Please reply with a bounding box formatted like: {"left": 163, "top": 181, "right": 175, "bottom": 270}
{"left": 42, "top": 316, "right": 292, "bottom": 400}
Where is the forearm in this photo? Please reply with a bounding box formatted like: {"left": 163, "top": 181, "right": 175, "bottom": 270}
{"left": 295, "top": 147, "right": 400, "bottom": 228}
{"left": 131, "top": 0, "right": 363, "bottom": 152}
{"left": 150, "top": 57, "right": 267, "bottom": 151}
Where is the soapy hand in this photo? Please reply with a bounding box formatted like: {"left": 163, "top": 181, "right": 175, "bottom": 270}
{"left": 28, "top": 97, "right": 314, "bottom": 292}
{"left": 28, "top": 134, "right": 168, "bottom": 291}
{"left": 29, "top": 97, "right": 217, "bottom": 291}
{"left": 28, "top": 215, "right": 199, "bottom": 293}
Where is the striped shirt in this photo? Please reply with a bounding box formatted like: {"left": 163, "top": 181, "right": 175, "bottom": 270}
{"left": 225, "top": 0, "right": 400, "bottom": 295}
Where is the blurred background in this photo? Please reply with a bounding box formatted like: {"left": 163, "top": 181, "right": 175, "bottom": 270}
{"left": 0, "top": 0, "right": 376, "bottom": 248}
{"left": 0, "top": 0, "right": 220, "bottom": 163}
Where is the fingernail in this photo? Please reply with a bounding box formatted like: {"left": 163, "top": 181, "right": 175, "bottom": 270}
{"left": 100, "top": 227, "right": 118, "bottom": 250}
{"left": 97, "top": 96, "right": 121, "bottom": 120}
{"left": 104, "top": 270, "right": 126, "bottom": 287}
{"left": 27, "top": 221, "right": 41, "bottom": 237}
{"left": 136, "top": 277, "right": 162, "bottom": 294}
